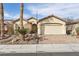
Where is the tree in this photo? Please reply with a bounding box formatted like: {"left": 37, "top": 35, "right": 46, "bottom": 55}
{"left": 19, "top": 3, "right": 25, "bottom": 41}
{"left": 0, "top": 3, "right": 4, "bottom": 39}
{"left": 20, "top": 3, "right": 24, "bottom": 29}
{"left": 64, "top": 17, "right": 74, "bottom": 23}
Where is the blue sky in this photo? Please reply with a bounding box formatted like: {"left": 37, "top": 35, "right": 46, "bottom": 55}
{"left": 3, "top": 3, "right": 79, "bottom": 20}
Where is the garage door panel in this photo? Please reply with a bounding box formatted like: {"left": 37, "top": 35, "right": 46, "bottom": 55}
{"left": 42, "top": 24, "right": 65, "bottom": 35}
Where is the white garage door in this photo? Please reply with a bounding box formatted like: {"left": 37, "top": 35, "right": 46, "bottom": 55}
{"left": 42, "top": 24, "right": 65, "bottom": 35}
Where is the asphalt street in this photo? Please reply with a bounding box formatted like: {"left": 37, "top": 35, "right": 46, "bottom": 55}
{"left": 0, "top": 52, "right": 79, "bottom": 56}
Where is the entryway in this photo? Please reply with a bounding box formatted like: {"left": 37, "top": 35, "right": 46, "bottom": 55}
{"left": 31, "top": 24, "right": 37, "bottom": 33}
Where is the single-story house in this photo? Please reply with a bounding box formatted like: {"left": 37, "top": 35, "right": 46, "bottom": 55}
{"left": 37, "top": 15, "right": 66, "bottom": 35}
{"left": 26, "top": 15, "right": 66, "bottom": 35}
{"left": 1, "top": 15, "right": 68, "bottom": 35}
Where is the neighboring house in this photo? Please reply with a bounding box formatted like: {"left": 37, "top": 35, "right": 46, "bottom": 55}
{"left": 66, "top": 21, "right": 79, "bottom": 35}
{"left": 37, "top": 15, "right": 66, "bottom": 35}
{"left": 0, "top": 20, "right": 14, "bottom": 35}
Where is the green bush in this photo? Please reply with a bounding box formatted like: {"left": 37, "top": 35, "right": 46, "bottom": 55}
{"left": 16, "top": 28, "right": 29, "bottom": 35}
{"left": 76, "top": 27, "right": 79, "bottom": 33}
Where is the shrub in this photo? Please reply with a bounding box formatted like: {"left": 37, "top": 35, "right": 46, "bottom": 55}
{"left": 16, "top": 28, "right": 29, "bottom": 35}
{"left": 66, "top": 30, "right": 71, "bottom": 35}
{"left": 76, "top": 27, "right": 79, "bottom": 33}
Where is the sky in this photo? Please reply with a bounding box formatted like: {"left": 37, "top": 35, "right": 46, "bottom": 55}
{"left": 3, "top": 3, "right": 79, "bottom": 20}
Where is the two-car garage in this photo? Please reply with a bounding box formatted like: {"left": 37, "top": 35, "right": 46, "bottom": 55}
{"left": 40, "top": 23, "right": 66, "bottom": 35}
{"left": 37, "top": 15, "right": 66, "bottom": 35}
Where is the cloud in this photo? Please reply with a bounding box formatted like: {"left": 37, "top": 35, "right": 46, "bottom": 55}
{"left": 4, "top": 3, "right": 79, "bottom": 20}
{"left": 13, "top": 14, "right": 30, "bottom": 19}
{"left": 4, "top": 11, "right": 30, "bottom": 20}
{"left": 27, "top": 4, "right": 54, "bottom": 16}
{"left": 26, "top": 3, "right": 79, "bottom": 19}
{"left": 4, "top": 12, "right": 13, "bottom": 19}
{"left": 23, "top": 14, "right": 30, "bottom": 19}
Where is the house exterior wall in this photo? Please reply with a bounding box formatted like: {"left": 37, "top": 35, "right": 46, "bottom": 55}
{"left": 37, "top": 17, "right": 66, "bottom": 35}
{"left": 14, "top": 20, "right": 32, "bottom": 34}
{"left": 0, "top": 21, "right": 14, "bottom": 35}
{"left": 28, "top": 18, "right": 37, "bottom": 24}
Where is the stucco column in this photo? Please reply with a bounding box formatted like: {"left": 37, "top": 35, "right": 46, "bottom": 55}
{"left": 37, "top": 23, "right": 41, "bottom": 35}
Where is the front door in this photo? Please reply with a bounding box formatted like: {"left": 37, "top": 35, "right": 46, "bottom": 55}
{"left": 31, "top": 24, "right": 37, "bottom": 33}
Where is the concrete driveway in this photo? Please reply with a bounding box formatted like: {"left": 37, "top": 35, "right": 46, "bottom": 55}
{"left": 39, "top": 35, "right": 79, "bottom": 44}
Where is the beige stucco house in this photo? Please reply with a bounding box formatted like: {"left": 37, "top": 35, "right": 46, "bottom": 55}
{"left": 3, "top": 15, "right": 67, "bottom": 35}
{"left": 37, "top": 15, "right": 66, "bottom": 35}
{"left": 2, "top": 15, "right": 79, "bottom": 36}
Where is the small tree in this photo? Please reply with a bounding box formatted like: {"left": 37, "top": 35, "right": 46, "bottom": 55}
{"left": 16, "top": 28, "right": 29, "bottom": 41}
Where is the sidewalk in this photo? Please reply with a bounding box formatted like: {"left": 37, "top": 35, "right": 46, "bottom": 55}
{"left": 0, "top": 44, "right": 79, "bottom": 53}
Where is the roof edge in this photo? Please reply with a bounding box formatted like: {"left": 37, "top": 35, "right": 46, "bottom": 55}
{"left": 38, "top": 15, "right": 67, "bottom": 23}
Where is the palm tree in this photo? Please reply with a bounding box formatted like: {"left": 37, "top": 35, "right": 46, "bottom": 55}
{"left": 19, "top": 3, "right": 25, "bottom": 41}
{"left": 0, "top": 3, "right": 4, "bottom": 39}
{"left": 20, "top": 3, "right": 24, "bottom": 29}
{"left": 17, "top": 3, "right": 29, "bottom": 41}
